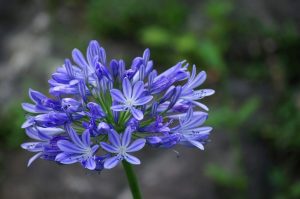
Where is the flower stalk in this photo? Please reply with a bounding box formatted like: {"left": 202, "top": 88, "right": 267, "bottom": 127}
{"left": 122, "top": 160, "right": 142, "bottom": 199}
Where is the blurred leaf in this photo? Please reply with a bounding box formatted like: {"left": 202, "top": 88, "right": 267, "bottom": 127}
{"left": 207, "top": 97, "right": 260, "bottom": 129}
{"left": 205, "top": 163, "right": 247, "bottom": 190}
{"left": 235, "top": 97, "right": 260, "bottom": 126}
{"left": 290, "top": 181, "right": 300, "bottom": 198}
{"left": 175, "top": 34, "right": 198, "bottom": 53}
{"left": 140, "top": 26, "right": 172, "bottom": 47}
{"left": 197, "top": 40, "right": 226, "bottom": 73}
{"left": 0, "top": 101, "right": 26, "bottom": 149}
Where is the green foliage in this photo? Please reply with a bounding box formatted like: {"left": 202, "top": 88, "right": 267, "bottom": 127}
{"left": 140, "top": 26, "right": 172, "bottom": 47}
{"left": 204, "top": 163, "right": 247, "bottom": 191}
{"left": 264, "top": 95, "right": 300, "bottom": 149}
{"left": 86, "top": 0, "right": 187, "bottom": 38}
{"left": 0, "top": 102, "right": 26, "bottom": 149}
{"left": 207, "top": 97, "right": 260, "bottom": 130}
{"left": 270, "top": 168, "right": 300, "bottom": 199}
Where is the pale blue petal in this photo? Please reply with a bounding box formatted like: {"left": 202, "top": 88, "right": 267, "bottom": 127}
{"left": 110, "top": 89, "right": 126, "bottom": 103}
{"left": 127, "top": 139, "right": 146, "bottom": 152}
{"left": 108, "top": 129, "right": 121, "bottom": 147}
{"left": 191, "top": 89, "right": 215, "bottom": 100}
{"left": 56, "top": 153, "right": 83, "bottom": 164}
{"left": 83, "top": 157, "right": 96, "bottom": 170}
{"left": 36, "top": 127, "right": 64, "bottom": 136}
{"left": 188, "top": 139, "right": 204, "bottom": 150}
{"left": 190, "top": 101, "right": 209, "bottom": 111}
{"left": 104, "top": 156, "right": 121, "bottom": 169}
{"left": 27, "top": 152, "right": 43, "bottom": 167}
{"left": 28, "top": 89, "right": 47, "bottom": 104}
{"left": 81, "top": 130, "right": 91, "bottom": 146}
{"left": 124, "top": 154, "right": 141, "bottom": 165}
{"left": 57, "top": 140, "right": 83, "bottom": 153}
{"left": 22, "top": 103, "right": 50, "bottom": 113}
{"left": 122, "top": 127, "right": 132, "bottom": 147}
{"left": 131, "top": 107, "right": 144, "bottom": 120}
{"left": 91, "top": 145, "right": 99, "bottom": 153}
{"left": 100, "top": 142, "right": 118, "bottom": 153}
{"left": 122, "top": 77, "right": 132, "bottom": 99}
{"left": 65, "top": 124, "right": 84, "bottom": 147}
{"left": 21, "top": 142, "right": 43, "bottom": 152}
{"left": 132, "top": 81, "right": 144, "bottom": 100}
{"left": 72, "top": 48, "right": 88, "bottom": 69}
{"left": 87, "top": 40, "right": 101, "bottom": 67}
{"left": 134, "top": 96, "right": 153, "bottom": 106}
{"left": 111, "top": 105, "right": 126, "bottom": 111}
{"left": 189, "top": 71, "right": 206, "bottom": 89}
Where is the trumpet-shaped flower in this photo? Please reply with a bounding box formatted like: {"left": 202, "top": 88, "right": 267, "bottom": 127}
{"left": 56, "top": 124, "right": 99, "bottom": 170}
{"left": 110, "top": 77, "right": 153, "bottom": 120}
{"left": 100, "top": 127, "right": 146, "bottom": 169}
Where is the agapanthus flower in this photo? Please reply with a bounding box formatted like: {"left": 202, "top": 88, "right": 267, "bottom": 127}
{"left": 100, "top": 127, "right": 146, "bottom": 169}
{"left": 21, "top": 40, "right": 214, "bottom": 172}
{"left": 110, "top": 78, "right": 153, "bottom": 120}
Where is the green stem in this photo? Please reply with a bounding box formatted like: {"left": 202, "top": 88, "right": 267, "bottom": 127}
{"left": 122, "top": 161, "right": 143, "bottom": 199}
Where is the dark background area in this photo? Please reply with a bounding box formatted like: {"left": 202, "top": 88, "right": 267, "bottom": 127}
{"left": 0, "top": 0, "right": 300, "bottom": 198}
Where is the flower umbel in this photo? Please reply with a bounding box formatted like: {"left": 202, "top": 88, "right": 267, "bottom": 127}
{"left": 21, "top": 40, "right": 214, "bottom": 172}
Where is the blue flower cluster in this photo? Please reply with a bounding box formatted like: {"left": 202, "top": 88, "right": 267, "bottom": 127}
{"left": 21, "top": 40, "right": 214, "bottom": 171}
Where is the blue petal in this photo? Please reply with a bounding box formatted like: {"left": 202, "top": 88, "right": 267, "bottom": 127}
{"left": 189, "top": 71, "right": 206, "bottom": 89}
{"left": 122, "top": 127, "right": 132, "bottom": 147}
{"left": 27, "top": 152, "right": 43, "bottom": 167}
{"left": 25, "top": 127, "right": 42, "bottom": 140}
{"left": 57, "top": 140, "right": 83, "bottom": 153}
{"left": 56, "top": 152, "right": 82, "bottom": 164}
{"left": 87, "top": 40, "right": 101, "bottom": 66}
{"left": 21, "top": 117, "right": 35, "bottom": 128}
{"left": 108, "top": 129, "right": 121, "bottom": 147}
{"left": 97, "top": 122, "right": 110, "bottom": 131}
{"left": 124, "top": 154, "right": 141, "bottom": 165}
{"left": 22, "top": 103, "right": 50, "bottom": 113}
{"left": 122, "top": 77, "right": 132, "bottom": 99}
{"left": 99, "top": 47, "right": 106, "bottom": 64}
{"left": 83, "top": 157, "right": 96, "bottom": 170}
{"left": 134, "top": 96, "right": 153, "bottom": 106}
{"left": 187, "top": 139, "right": 204, "bottom": 150}
{"left": 111, "top": 105, "right": 126, "bottom": 111}
{"left": 28, "top": 89, "right": 47, "bottom": 105}
{"left": 72, "top": 48, "right": 88, "bottom": 69}
{"left": 190, "top": 89, "right": 215, "bottom": 100}
{"left": 21, "top": 142, "right": 43, "bottom": 152}
{"left": 91, "top": 145, "right": 100, "bottom": 153}
{"left": 64, "top": 58, "right": 75, "bottom": 78}
{"left": 131, "top": 107, "right": 143, "bottom": 120}
{"left": 190, "top": 101, "right": 209, "bottom": 111}
{"left": 132, "top": 81, "right": 144, "bottom": 100}
{"left": 65, "top": 124, "right": 84, "bottom": 148}
{"left": 100, "top": 142, "right": 118, "bottom": 153}
{"left": 110, "top": 89, "right": 126, "bottom": 103}
{"left": 81, "top": 130, "right": 91, "bottom": 146}
{"left": 103, "top": 156, "right": 121, "bottom": 169}
{"left": 127, "top": 139, "right": 146, "bottom": 152}
{"left": 36, "top": 127, "right": 64, "bottom": 136}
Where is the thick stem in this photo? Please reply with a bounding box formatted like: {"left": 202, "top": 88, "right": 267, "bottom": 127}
{"left": 122, "top": 160, "right": 143, "bottom": 199}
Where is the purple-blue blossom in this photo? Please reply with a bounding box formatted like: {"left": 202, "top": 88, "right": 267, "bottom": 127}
{"left": 55, "top": 124, "right": 99, "bottom": 170}
{"left": 100, "top": 127, "right": 146, "bottom": 169}
{"left": 110, "top": 77, "right": 153, "bottom": 120}
{"left": 21, "top": 40, "right": 214, "bottom": 171}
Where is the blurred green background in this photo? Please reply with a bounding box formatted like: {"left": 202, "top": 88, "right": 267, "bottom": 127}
{"left": 0, "top": 0, "right": 299, "bottom": 198}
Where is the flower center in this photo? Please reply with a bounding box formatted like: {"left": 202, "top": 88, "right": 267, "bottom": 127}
{"left": 84, "top": 147, "right": 93, "bottom": 158}
{"left": 125, "top": 99, "right": 134, "bottom": 107}
{"left": 118, "top": 146, "right": 127, "bottom": 155}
